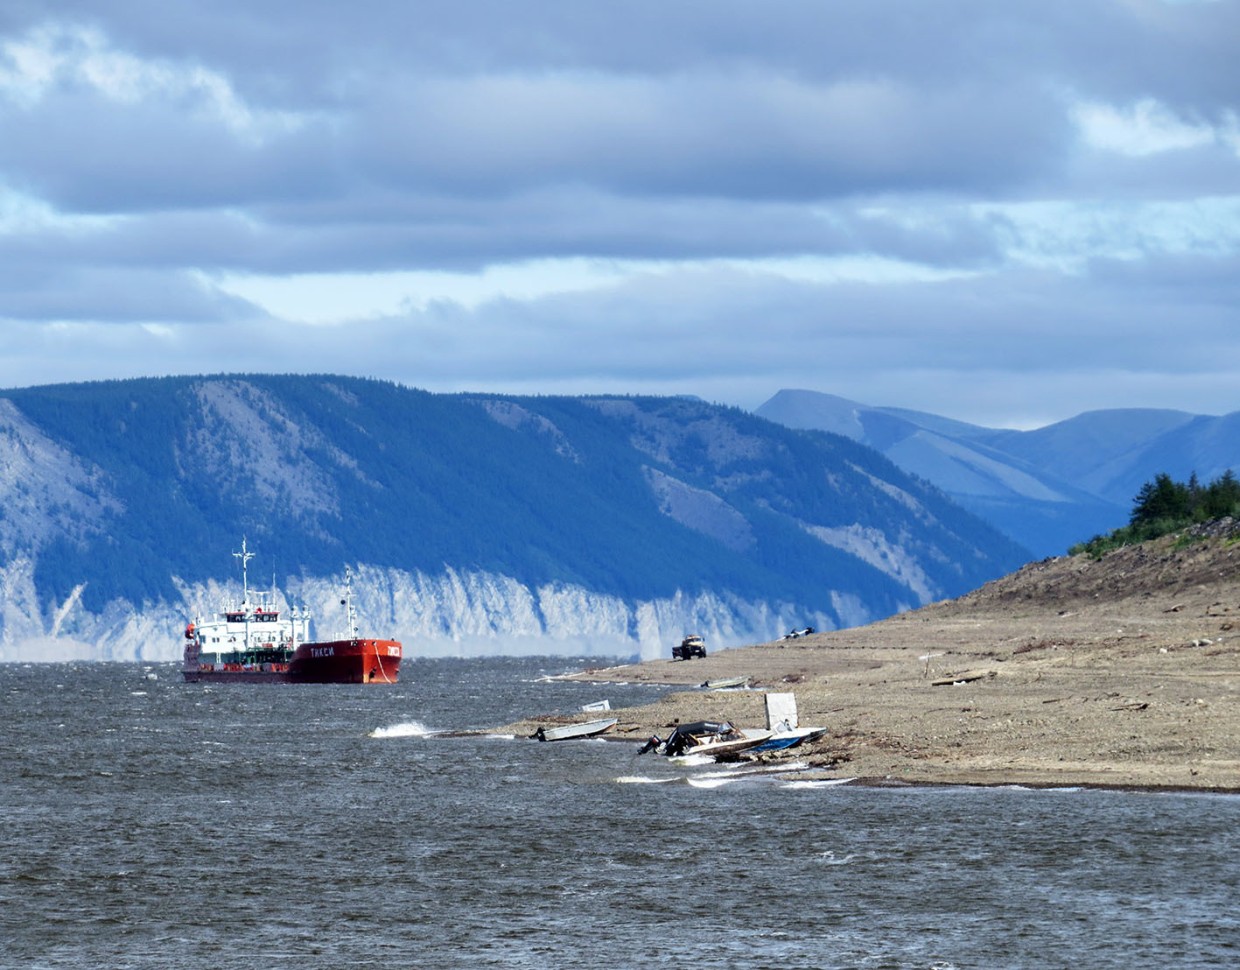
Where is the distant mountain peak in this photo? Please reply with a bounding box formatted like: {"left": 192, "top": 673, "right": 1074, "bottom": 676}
{"left": 756, "top": 388, "right": 1238, "bottom": 559}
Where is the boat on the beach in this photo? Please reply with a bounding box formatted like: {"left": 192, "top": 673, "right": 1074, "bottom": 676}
{"left": 676, "top": 728, "right": 773, "bottom": 759}
{"left": 700, "top": 677, "right": 748, "bottom": 690}
{"left": 532, "top": 717, "right": 619, "bottom": 741}
{"left": 182, "top": 539, "right": 402, "bottom": 685}
{"left": 636, "top": 693, "right": 824, "bottom": 760}
{"left": 747, "top": 727, "right": 828, "bottom": 753}
{"left": 637, "top": 720, "right": 771, "bottom": 758}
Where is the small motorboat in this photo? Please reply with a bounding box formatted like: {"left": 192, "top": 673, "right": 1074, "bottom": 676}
{"left": 637, "top": 720, "right": 771, "bottom": 759}
{"left": 677, "top": 728, "right": 773, "bottom": 760}
{"left": 532, "top": 717, "right": 619, "bottom": 742}
{"left": 747, "top": 727, "right": 828, "bottom": 753}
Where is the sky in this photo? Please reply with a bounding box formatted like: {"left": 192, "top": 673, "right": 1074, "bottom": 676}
{"left": 0, "top": 1, "right": 1237, "bottom": 429}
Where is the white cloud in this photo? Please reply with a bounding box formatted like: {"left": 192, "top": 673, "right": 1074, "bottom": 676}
{"left": 212, "top": 252, "right": 976, "bottom": 326}
{"left": 973, "top": 197, "right": 1240, "bottom": 270}
{"left": 0, "top": 22, "right": 306, "bottom": 141}
{"left": 1074, "top": 97, "right": 1237, "bottom": 157}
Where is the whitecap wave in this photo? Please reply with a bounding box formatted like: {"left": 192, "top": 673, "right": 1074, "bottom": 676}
{"left": 686, "top": 777, "right": 736, "bottom": 789}
{"left": 615, "top": 775, "right": 677, "bottom": 785}
{"left": 666, "top": 753, "right": 714, "bottom": 766}
{"left": 369, "top": 721, "right": 437, "bottom": 739}
{"left": 780, "top": 777, "right": 857, "bottom": 789}
{"left": 695, "top": 761, "right": 809, "bottom": 781}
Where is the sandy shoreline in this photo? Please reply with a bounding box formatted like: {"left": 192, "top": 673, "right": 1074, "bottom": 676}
{"left": 497, "top": 537, "right": 1240, "bottom": 792}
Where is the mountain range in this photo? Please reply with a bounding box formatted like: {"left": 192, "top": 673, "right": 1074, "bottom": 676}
{"left": 0, "top": 375, "right": 1027, "bottom": 663}
{"left": 756, "top": 389, "right": 1240, "bottom": 558}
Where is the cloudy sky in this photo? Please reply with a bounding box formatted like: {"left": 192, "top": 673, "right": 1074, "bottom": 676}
{"left": 1, "top": 1, "right": 1237, "bottom": 428}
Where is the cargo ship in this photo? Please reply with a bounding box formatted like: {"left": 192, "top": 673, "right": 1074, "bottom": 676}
{"left": 182, "top": 539, "right": 402, "bottom": 684}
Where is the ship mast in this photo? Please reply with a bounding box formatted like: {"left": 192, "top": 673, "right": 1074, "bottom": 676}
{"left": 234, "top": 537, "right": 254, "bottom": 651}
{"left": 341, "top": 565, "right": 359, "bottom": 640}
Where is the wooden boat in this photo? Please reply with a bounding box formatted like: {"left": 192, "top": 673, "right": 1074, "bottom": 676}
{"left": 532, "top": 717, "right": 619, "bottom": 742}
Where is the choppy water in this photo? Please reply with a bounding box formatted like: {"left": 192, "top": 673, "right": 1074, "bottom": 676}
{"left": 3, "top": 659, "right": 1237, "bottom": 969}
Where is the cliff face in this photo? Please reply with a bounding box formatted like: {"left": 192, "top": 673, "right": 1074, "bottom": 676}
{"left": 0, "top": 376, "right": 1029, "bottom": 661}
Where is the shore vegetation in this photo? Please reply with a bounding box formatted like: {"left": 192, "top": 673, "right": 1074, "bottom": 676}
{"left": 1071, "top": 470, "right": 1240, "bottom": 558}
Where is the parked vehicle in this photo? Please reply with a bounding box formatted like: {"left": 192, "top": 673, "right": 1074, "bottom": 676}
{"left": 671, "top": 634, "right": 707, "bottom": 660}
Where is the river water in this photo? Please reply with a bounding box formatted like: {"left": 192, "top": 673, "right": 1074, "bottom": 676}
{"left": 2, "top": 658, "right": 1237, "bottom": 969}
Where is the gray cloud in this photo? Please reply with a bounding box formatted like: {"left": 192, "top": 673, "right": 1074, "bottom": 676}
{"left": 0, "top": 1, "right": 1236, "bottom": 425}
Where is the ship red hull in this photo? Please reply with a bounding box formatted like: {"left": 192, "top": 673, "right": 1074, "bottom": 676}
{"left": 182, "top": 640, "right": 402, "bottom": 684}
{"left": 287, "top": 638, "right": 402, "bottom": 684}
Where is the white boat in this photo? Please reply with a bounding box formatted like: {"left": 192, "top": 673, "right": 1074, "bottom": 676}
{"left": 676, "top": 728, "right": 773, "bottom": 759}
{"left": 532, "top": 717, "right": 619, "bottom": 742}
{"left": 638, "top": 720, "right": 771, "bottom": 759}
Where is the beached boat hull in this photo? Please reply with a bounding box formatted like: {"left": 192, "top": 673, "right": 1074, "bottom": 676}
{"left": 533, "top": 717, "right": 619, "bottom": 741}
{"left": 675, "top": 730, "right": 773, "bottom": 760}
{"left": 747, "top": 727, "right": 828, "bottom": 753}
{"left": 700, "top": 677, "right": 748, "bottom": 690}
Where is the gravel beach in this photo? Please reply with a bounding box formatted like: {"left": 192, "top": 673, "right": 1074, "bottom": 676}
{"left": 504, "top": 527, "right": 1240, "bottom": 791}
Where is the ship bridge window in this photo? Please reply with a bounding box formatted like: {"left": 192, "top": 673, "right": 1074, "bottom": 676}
{"left": 226, "top": 613, "right": 245, "bottom": 622}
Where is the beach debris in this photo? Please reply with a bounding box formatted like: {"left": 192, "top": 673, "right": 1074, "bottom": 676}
{"left": 930, "top": 669, "right": 996, "bottom": 686}
{"left": 581, "top": 699, "right": 611, "bottom": 712}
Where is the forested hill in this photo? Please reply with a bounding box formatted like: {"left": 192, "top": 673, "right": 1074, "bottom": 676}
{"left": 0, "top": 375, "right": 1030, "bottom": 661}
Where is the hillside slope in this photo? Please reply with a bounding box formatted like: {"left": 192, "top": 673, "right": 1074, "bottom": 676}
{"left": 0, "top": 375, "right": 1028, "bottom": 661}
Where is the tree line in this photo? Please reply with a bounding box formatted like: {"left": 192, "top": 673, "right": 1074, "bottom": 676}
{"left": 1071, "top": 469, "right": 1240, "bottom": 556}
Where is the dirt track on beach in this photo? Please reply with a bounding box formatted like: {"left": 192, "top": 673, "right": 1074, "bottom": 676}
{"left": 503, "top": 527, "right": 1240, "bottom": 791}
